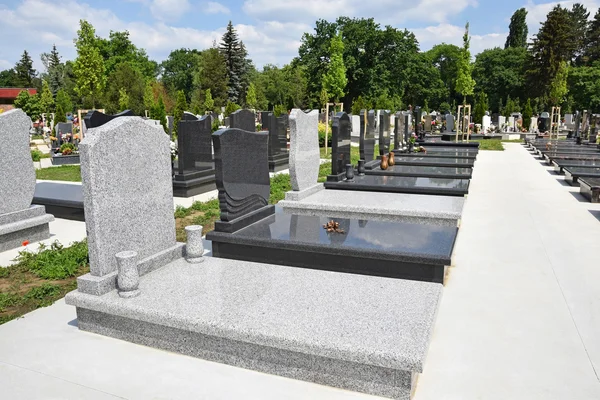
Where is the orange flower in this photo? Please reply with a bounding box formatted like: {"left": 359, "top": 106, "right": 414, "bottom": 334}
{"left": 22, "top": 240, "right": 30, "bottom": 246}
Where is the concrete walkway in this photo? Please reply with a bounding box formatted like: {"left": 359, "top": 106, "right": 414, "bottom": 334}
{"left": 1, "top": 144, "right": 600, "bottom": 399}
{"left": 415, "top": 143, "right": 600, "bottom": 399}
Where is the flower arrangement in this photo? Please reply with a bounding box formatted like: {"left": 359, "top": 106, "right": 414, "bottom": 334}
{"left": 59, "top": 143, "right": 75, "bottom": 156}
{"left": 170, "top": 141, "right": 178, "bottom": 161}
{"left": 408, "top": 133, "right": 417, "bottom": 146}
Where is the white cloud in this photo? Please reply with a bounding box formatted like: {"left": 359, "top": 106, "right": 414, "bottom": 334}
{"left": 205, "top": 1, "right": 230, "bottom": 14}
{"left": 412, "top": 23, "right": 506, "bottom": 55}
{"left": 525, "top": 0, "right": 600, "bottom": 38}
{"left": 150, "top": 0, "right": 191, "bottom": 21}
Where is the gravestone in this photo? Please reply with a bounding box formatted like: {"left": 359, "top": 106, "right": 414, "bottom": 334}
{"left": 491, "top": 113, "right": 499, "bottom": 126}
{"left": 230, "top": 109, "right": 256, "bottom": 132}
{"left": 1, "top": 109, "right": 54, "bottom": 251}
{"left": 539, "top": 112, "right": 550, "bottom": 132}
{"left": 424, "top": 115, "right": 432, "bottom": 133}
{"left": 359, "top": 110, "right": 376, "bottom": 162}
{"left": 446, "top": 114, "right": 455, "bottom": 132}
{"left": 262, "top": 112, "right": 289, "bottom": 172}
{"left": 482, "top": 115, "right": 491, "bottom": 133}
{"left": 394, "top": 112, "right": 406, "bottom": 150}
{"left": 212, "top": 128, "right": 274, "bottom": 232}
{"left": 379, "top": 110, "right": 391, "bottom": 155}
{"left": 167, "top": 116, "right": 174, "bottom": 137}
{"left": 414, "top": 107, "right": 422, "bottom": 138}
{"left": 286, "top": 109, "right": 322, "bottom": 201}
{"left": 351, "top": 115, "right": 360, "bottom": 139}
{"left": 84, "top": 110, "right": 134, "bottom": 130}
{"left": 530, "top": 117, "right": 538, "bottom": 132}
{"left": 508, "top": 117, "right": 515, "bottom": 132}
{"left": 328, "top": 112, "right": 351, "bottom": 182}
{"left": 77, "top": 117, "right": 182, "bottom": 294}
{"left": 498, "top": 116, "right": 506, "bottom": 131}
{"left": 575, "top": 111, "right": 581, "bottom": 137}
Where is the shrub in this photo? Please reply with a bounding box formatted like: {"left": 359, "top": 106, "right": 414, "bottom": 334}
{"left": 224, "top": 101, "right": 241, "bottom": 117}
{"left": 318, "top": 122, "right": 333, "bottom": 147}
{"left": 59, "top": 143, "right": 75, "bottom": 155}
{"left": 31, "top": 149, "right": 43, "bottom": 162}
{"left": 13, "top": 240, "right": 88, "bottom": 280}
{"left": 273, "top": 104, "right": 287, "bottom": 117}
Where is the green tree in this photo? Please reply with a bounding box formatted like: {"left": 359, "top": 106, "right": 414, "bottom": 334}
{"left": 55, "top": 89, "right": 73, "bottom": 114}
{"left": 505, "top": 8, "right": 528, "bottom": 49}
{"left": 172, "top": 90, "right": 187, "bottom": 138}
{"left": 570, "top": 3, "right": 590, "bottom": 65}
{"left": 14, "top": 90, "right": 42, "bottom": 121}
{"left": 404, "top": 52, "right": 448, "bottom": 109}
{"left": 41, "top": 44, "right": 64, "bottom": 95}
{"left": 523, "top": 98, "right": 533, "bottom": 130}
{"left": 0, "top": 69, "right": 18, "bottom": 87}
{"left": 220, "top": 21, "right": 248, "bottom": 103}
{"left": 103, "top": 62, "right": 145, "bottom": 115}
{"left": 426, "top": 43, "right": 462, "bottom": 104}
{"left": 322, "top": 33, "right": 347, "bottom": 104}
{"left": 39, "top": 80, "right": 54, "bottom": 117}
{"left": 96, "top": 30, "right": 157, "bottom": 80}
{"left": 118, "top": 88, "right": 129, "bottom": 111}
{"left": 584, "top": 10, "right": 600, "bottom": 64}
{"left": 549, "top": 61, "right": 569, "bottom": 106}
{"left": 150, "top": 96, "right": 168, "bottom": 133}
{"left": 455, "top": 23, "right": 476, "bottom": 104}
{"left": 568, "top": 62, "right": 600, "bottom": 110}
{"left": 160, "top": 48, "right": 201, "bottom": 100}
{"left": 14, "top": 50, "right": 36, "bottom": 87}
{"left": 54, "top": 104, "right": 66, "bottom": 125}
{"left": 473, "top": 92, "right": 488, "bottom": 124}
{"left": 73, "top": 20, "right": 106, "bottom": 107}
{"left": 204, "top": 89, "right": 215, "bottom": 113}
{"left": 351, "top": 95, "right": 369, "bottom": 114}
{"left": 194, "top": 47, "right": 228, "bottom": 108}
{"left": 143, "top": 81, "right": 155, "bottom": 113}
{"left": 245, "top": 83, "right": 258, "bottom": 109}
{"left": 224, "top": 101, "right": 240, "bottom": 116}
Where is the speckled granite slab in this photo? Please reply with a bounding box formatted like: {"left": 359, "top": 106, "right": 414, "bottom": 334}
{"left": 66, "top": 256, "right": 443, "bottom": 400}
{"left": 324, "top": 175, "right": 470, "bottom": 197}
{"left": 279, "top": 189, "right": 464, "bottom": 226}
{"left": 369, "top": 156, "right": 475, "bottom": 168}
{"left": 365, "top": 165, "right": 472, "bottom": 179}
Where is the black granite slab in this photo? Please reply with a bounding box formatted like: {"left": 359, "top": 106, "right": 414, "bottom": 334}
{"left": 546, "top": 154, "right": 600, "bottom": 163}
{"left": 374, "top": 156, "right": 475, "bottom": 168}
{"left": 359, "top": 110, "right": 376, "bottom": 162}
{"left": 51, "top": 154, "right": 80, "bottom": 165}
{"left": 207, "top": 207, "right": 458, "bottom": 283}
{"left": 402, "top": 151, "right": 477, "bottom": 160}
{"left": 263, "top": 112, "right": 289, "bottom": 172}
{"left": 328, "top": 112, "right": 352, "bottom": 181}
{"left": 419, "top": 141, "right": 480, "bottom": 148}
{"left": 564, "top": 167, "right": 600, "bottom": 186}
{"left": 230, "top": 109, "right": 256, "bottom": 132}
{"left": 379, "top": 111, "right": 391, "bottom": 156}
{"left": 84, "top": 110, "right": 134, "bottom": 129}
{"left": 440, "top": 134, "right": 502, "bottom": 141}
{"left": 364, "top": 165, "right": 472, "bottom": 179}
{"left": 324, "top": 174, "right": 469, "bottom": 197}
{"left": 552, "top": 159, "right": 600, "bottom": 173}
{"left": 579, "top": 177, "right": 600, "bottom": 203}
{"left": 32, "top": 182, "right": 84, "bottom": 221}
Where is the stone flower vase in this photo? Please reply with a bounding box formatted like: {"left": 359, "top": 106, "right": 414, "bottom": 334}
{"left": 116, "top": 251, "right": 140, "bottom": 298}
{"left": 380, "top": 155, "right": 389, "bottom": 170}
{"left": 388, "top": 152, "right": 395, "bottom": 166}
{"left": 357, "top": 159, "right": 366, "bottom": 176}
{"left": 345, "top": 164, "right": 355, "bottom": 181}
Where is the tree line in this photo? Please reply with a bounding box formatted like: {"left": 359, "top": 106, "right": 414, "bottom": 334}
{"left": 1, "top": 3, "right": 599, "bottom": 127}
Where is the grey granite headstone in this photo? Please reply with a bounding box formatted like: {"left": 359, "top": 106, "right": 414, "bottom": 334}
{"left": 177, "top": 114, "right": 213, "bottom": 174}
{"left": 394, "top": 112, "right": 406, "bottom": 150}
{"left": 79, "top": 117, "right": 179, "bottom": 282}
{"left": 359, "top": 110, "right": 376, "bottom": 162}
{"left": 230, "top": 109, "right": 256, "bottom": 132}
{"left": 55, "top": 122, "right": 73, "bottom": 135}
{"left": 351, "top": 115, "right": 360, "bottom": 138}
{"left": 379, "top": 110, "right": 391, "bottom": 155}
{"left": 262, "top": 112, "right": 289, "bottom": 172}
{"left": 0, "top": 109, "right": 53, "bottom": 251}
{"left": 286, "top": 109, "right": 322, "bottom": 201}
{"left": 329, "top": 112, "right": 351, "bottom": 181}
{"left": 424, "top": 115, "right": 432, "bottom": 133}
{"left": 84, "top": 110, "right": 134, "bottom": 129}
{"left": 167, "top": 116, "right": 174, "bottom": 137}
{"left": 414, "top": 107, "right": 422, "bottom": 138}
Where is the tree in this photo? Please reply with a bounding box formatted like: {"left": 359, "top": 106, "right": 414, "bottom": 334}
{"left": 220, "top": 21, "right": 248, "bottom": 103}
{"left": 224, "top": 101, "right": 240, "bottom": 116}
{"left": 172, "top": 90, "right": 187, "bottom": 138}
{"left": 14, "top": 90, "right": 42, "bottom": 121}
{"left": 455, "top": 23, "right": 476, "bottom": 104}
{"left": 14, "top": 50, "right": 36, "bottom": 87}
{"left": 194, "top": 47, "right": 228, "bottom": 108}
{"left": 160, "top": 48, "right": 201, "bottom": 100}
{"left": 426, "top": 43, "right": 462, "bottom": 104}
{"left": 96, "top": 30, "right": 158, "bottom": 80}
{"left": 245, "top": 83, "right": 257, "bottom": 109}
{"left": 322, "top": 33, "right": 347, "bottom": 104}
{"left": 54, "top": 104, "right": 66, "bottom": 125}
{"left": 0, "top": 69, "right": 18, "bottom": 87}
{"left": 39, "top": 80, "right": 54, "bottom": 117}
{"left": 41, "top": 44, "right": 64, "bottom": 95}
{"left": 523, "top": 98, "right": 533, "bottom": 130}
{"left": 505, "top": 8, "right": 528, "bottom": 49}
{"left": 203, "top": 89, "right": 215, "bottom": 113}
{"left": 549, "top": 61, "right": 569, "bottom": 106}
{"left": 73, "top": 20, "right": 106, "bottom": 108}
{"left": 143, "top": 81, "right": 155, "bottom": 113}
{"left": 150, "top": 95, "right": 168, "bottom": 133}
{"left": 55, "top": 89, "right": 73, "bottom": 114}
{"left": 103, "top": 62, "right": 146, "bottom": 115}
{"left": 568, "top": 62, "right": 600, "bottom": 110}
{"left": 570, "top": 3, "right": 590, "bottom": 65}
{"left": 404, "top": 52, "right": 448, "bottom": 109}
{"left": 473, "top": 92, "right": 488, "bottom": 124}
{"left": 118, "top": 88, "right": 129, "bottom": 111}
{"left": 584, "top": 10, "right": 600, "bottom": 64}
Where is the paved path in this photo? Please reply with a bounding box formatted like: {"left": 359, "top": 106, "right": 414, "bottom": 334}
{"left": 415, "top": 143, "right": 600, "bottom": 399}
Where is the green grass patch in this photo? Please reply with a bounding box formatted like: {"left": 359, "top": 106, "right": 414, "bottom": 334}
{"left": 0, "top": 240, "right": 89, "bottom": 325}
{"left": 35, "top": 165, "right": 81, "bottom": 182}
{"left": 31, "top": 134, "right": 44, "bottom": 140}
{"left": 471, "top": 139, "right": 505, "bottom": 151}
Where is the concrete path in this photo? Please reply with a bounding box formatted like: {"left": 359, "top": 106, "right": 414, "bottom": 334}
{"left": 415, "top": 143, "right": 600, "bottom": 399}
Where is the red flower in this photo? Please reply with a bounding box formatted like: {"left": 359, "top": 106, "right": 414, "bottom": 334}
{"left": 22, "top": 240, "right": 30, "bottom": 246}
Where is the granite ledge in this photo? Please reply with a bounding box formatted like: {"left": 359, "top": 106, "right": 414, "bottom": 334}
{"left": 66, "top": 256, "right": 443, "bottom": 372}
{"left": 0, "top": 212, "right": 54, "bottom": 236}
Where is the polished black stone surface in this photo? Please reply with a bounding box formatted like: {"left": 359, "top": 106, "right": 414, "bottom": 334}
{"left": 579, "top": 177, "right": 600, "bottom": 203}
{"left": 391, "top": 156, "right": 475, "bottom": 168}
{"left": 403, "top": 151, "right": 477, "bottom": 159}
{"left": 177, "top": 114, "right": 214, "bottom": 174}
{"left": 84, "top": 110, "right": 134, "bottom": 129}
{"left": 329, "top": 112, "right": 352, "bottom": 179}
{"left": 212, "top": 128, "right": 270, "bottom": 223}
{"left": 359, "top": 110, "right": 376, "bottom": 162}
{"left": 33, "top": 182, "right": 84, "bottom": 221}
{"left": 379, "top": 110, "right": 391, "bottom": 156}
{"left": 564, "top": 167, "right": 600, "bottom": 186}
{"left": 365, "top": 164, "right": 472, "bottom": 179}
{"left": 421, "top": 141, "right": 479, "bottom": 148}
{"left": 547, "top": 154, "right": 600, "bottom": 162}
{"left": 230, "top": 109, "right": 256, "bottom": 132}
{"left": 324, "top": 174, "right": 469, "bottom": 196}
{"left": 207, "top": 206, "right": 458, "bottom": 283}
{"left": 420, "top": 147, "right": 479, "bottom": 154}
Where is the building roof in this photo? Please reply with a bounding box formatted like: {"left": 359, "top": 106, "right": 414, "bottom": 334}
{"left": 0, "top": 88, "right": 37, "bottom": 99}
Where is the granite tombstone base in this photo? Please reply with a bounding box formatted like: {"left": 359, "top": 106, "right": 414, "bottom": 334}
{"left": 579, "top": 177, "right": 600, "bottom": 203}
{"left": 0, "top": 205, "right": 54, "bottom": 252}
{"left": 33, "top": 182, "right": 84, "bottom": 221}
{"left": 50, "top": 153, "right": 81, "bottom": 166}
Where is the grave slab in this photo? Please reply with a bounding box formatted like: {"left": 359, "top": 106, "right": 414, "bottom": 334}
{"left": 579, "top": 177, "right": 600, "bottom": 203}
{"left": 563, "top": 166, "right": 600, "bottom": 186}
{"left": 324, "top": 175, "right": 469, "bottom": 197}
{"left": 552, "top": 159, "right": 600, "bottom": 173}
{"left": 33, "top": 182, "right": 84, "bottom": 221}
{"left": 367, "top": 156, "right": 474, "bottom": 169}
{"left": 364, "top": 165, "right": 472, "bottom": 180}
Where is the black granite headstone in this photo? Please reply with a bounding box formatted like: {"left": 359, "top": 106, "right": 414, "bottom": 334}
{"left": 177, "top": 114, "right": 213, "bottom": 174}
{"left": 414, "top": 107, "right": 422, "bottom": 138}
{"left": 329, "top": 112, "right": 351, "bottom": 181}
{"left": 379, "top": 110, "right": 391, "bottom": 156}
{"left": 181, "top": 111, "right": 198, "bottom": 121}
{"left": 574, "top": 111, "right": 581, "bottom": 137}
{"left": 230, "top": 109, "right": 256, "bottom": 132}
{"left": 212, "top": 128, "right": 273, "bottom": 228}
{"left": 359, "top": 110, "right": 376, "bottom": 161}
{"left": 539, "top": 112, "right": 550, "bottom": 132}
{"left": 84, "top": 110, "right": 134, "bottom": 129}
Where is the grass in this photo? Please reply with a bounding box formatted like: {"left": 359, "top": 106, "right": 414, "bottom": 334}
{"left": 0, "top": 240, "right": 89, "bottom": 325}
{"left": 470, "top": 139, "right": 505, "bottom": 151}
{"left": 35, "top": 165, "right": 81, "bottom": 182}
{"left": 30, "top": 134, "right": 44, "bottom": 140}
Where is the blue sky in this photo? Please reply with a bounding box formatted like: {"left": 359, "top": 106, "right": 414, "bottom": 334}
{"left": 0, "top": 0, "right": 598, "bottom": 73}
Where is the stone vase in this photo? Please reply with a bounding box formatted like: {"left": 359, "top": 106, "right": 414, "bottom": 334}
{"left": 345, "top": 164, "right": 355, "bottom": 181}
{"left": 408, "top": 142, "right": 414, "bottom": 152}
{"left": 388, "top": 152, "right": 395, "bottom": 166}
{"left": 380, "top": 155, "right": 389, "bottom": 170}
{"left": 116, "top": 251, "right": 140, "bottom": 298}
{"left": 357, "top": 160, "right": 366, "bottom": 176}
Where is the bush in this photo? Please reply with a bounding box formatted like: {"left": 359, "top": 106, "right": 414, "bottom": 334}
{"left": 59, "top": 143, "right": 75, "bottom": 155}
{"left": 31, "top": 149, "right": 43, "bottom": 162}
{"left": 224, "top": 101, "right": 241, "bottom": 117}
{"left": 273, "top": 104, "right": 287, "bottom": 117}
{"left": 12, "top": 240, "right": 88, "bottom": 280}
{"left": 318, "top": 122, "right": 333, "bottom": 147}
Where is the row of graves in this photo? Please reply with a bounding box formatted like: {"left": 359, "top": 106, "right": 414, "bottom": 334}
{"left": 524, "top": 117, "right": 600, "bottom": 203}
{"left": 1, "top": 105, "right": 481, "bottom": 399}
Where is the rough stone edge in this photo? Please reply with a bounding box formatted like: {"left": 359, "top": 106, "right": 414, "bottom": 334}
{"left": 283, "top": 184, "right": 324, "bottom": 201}
{"left": 0, "top": 205, "right": 47, "bottom": 225}
{"left": 0, "top": 212, "right": 54, "bottom": 236}
{"left": 76, "top": 243, "right": 185, "bottom": 296}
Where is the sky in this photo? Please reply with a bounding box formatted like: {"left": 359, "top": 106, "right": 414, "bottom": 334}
{"left": 0, "top": 0, "right": 599, "bottom": 73}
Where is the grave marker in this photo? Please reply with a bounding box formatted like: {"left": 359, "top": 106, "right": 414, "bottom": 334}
{"left": 328, "top": 112, "right": 351, "bottom": 182}
{"left": 359, "top": 110, "right": 376, "bottom": 162}
{"left": 287, "top": 109, "right": 322, "bottom": 200}
{"left": 229, "top": 109, "right": 256, "bottom": 132}
{"left": 379, "top": 110, "right": 391, "bottom": 155}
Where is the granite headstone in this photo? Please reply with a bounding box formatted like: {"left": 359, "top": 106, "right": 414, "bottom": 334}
{"left": 177, "top": 114, "right": 213, "bottom": 174}
{"left": 379, "top": 110, "right": 391, "bottom": 155}
{"left": 359, "top": 110, "right": 376, "bottom": 162}
{"left": 446, "top": 114, "right": 454, "bottom": 132}
{"left": 288, "top": 109, "right": 321, "bottom": 200}
{"left": 329, "top": 112, "right": 351, "bottom": 180}
{"left": 84, "top": 110, "right": 134, "bottom": 130}
{"left": 230, "top": 109, "right": 256, "bottom": 132}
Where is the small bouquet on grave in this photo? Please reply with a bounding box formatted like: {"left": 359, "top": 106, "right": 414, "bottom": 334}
{"left": 170, "top": 141, "right": 178, "bottom": 161}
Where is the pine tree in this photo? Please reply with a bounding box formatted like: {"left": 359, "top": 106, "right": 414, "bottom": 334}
{"left": 204, "top": 89, "right": 214, "bottom": 113}
{"left": 55, "top": 104, "right": 66, "bottom": 124}
{"left": 73, "top": 20, "right": 105, "bottom": 108}
{"left": 47, "top": 44, "right": 63, "bottom": 95}
{"left": 523, "top": 98, "right": 533, "bottom": 130}
{"left": 143, "top": 81, "right": 155, "bottom": 113}
{"left": 584, "top": 10, "right": 600, "bottom": 64}
{"left": 245, "top": 83, "right": 258, "bottom": 109}
{"left": 570, "top": 3, "right": 590, "bottom": 65}
{"left": 322, "top": 33, "right": 347, "bottom": 104}
{"left": 151, "top": 96, "right": 168, "bottom": 133}
{"left": 549, "top": 61, "right": 568, "bottom": 106}
{"left": 39, "top": 80, "right": 54, "bottom": 116}
{"left": 473, "top": 92, "right": 488, "bottom": 124}
{"left": 172, "top": 90, "right": 187, "bottom": 138}
{"left": 118, "top": 88, "right": 130, "bottom": 111}
{"left": 14, "top": 50, "right": 36, "bottom": 87}
{"left": 455, "top": 23, "right": 476, "bottom": 104}
{"left": 505, "top": 8, "right": 528, "bottom": 49}
{"left": 55, "top": 89, "right": 72, "bottom": 114}
{"left": 219, "top": 21, "right": 247, "bottom": 103}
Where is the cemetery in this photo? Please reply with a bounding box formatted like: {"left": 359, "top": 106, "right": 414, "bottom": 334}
{"left": 2, "top": 3, "right": 600, "bottom": 399}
